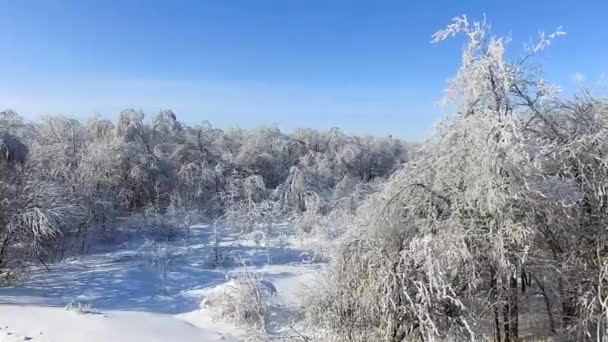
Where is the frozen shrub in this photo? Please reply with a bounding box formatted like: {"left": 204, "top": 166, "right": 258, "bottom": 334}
{"left": 224, "top": 201, "right": 257, "bottom": 233}
{"left": 294, "top": 198, "right": 355, "bottom": 262}
{"left": 140, "top": 241, "right": 181, "bottom": 294}
{"left": 141, "top": 204, "right": 182, "bottom": 241}
{"left": 65, "top": 300, "right": 96, "bottom": 315}
{"left": 201, "top": 270, "right": 276, "bottom": 330}
{"left": 248, "top": 230, "right": 266, "bottom": 248}
{"left": 225, "top": 199, "right": 282, "bottom": 234}
{"left": 333, "top": 173, "right": 359, "bottom": 201}
{"left": 207, "top": 220, "right": 233, "bottom": 268}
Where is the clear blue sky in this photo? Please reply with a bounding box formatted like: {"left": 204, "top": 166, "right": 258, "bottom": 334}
{"left": 1, "top": 0, "right": 606, "bottom": 140}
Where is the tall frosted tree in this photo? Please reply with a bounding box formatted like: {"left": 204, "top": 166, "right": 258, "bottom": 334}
{"left": 305, "top": 16, "right": 576, "bottom": 341}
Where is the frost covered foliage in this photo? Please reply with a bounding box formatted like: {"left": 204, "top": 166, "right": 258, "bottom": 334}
{"left": 141, "top": 241, "right": 181, "bottom": 294}
{"left": 201, "top": 269, "right": 276, "bottom": 330}
{"left": 0, "top": 132, "right": 86, "bottom": 283}
{"left": 225, "top": 199, "right": 282, "bottom": 234}
{"left": 293, "top": 175, "right": 380, "bottom": 261}
{"left": 0, "top": 104, "right": 405, "bottom": 283}
{"left": 306, "top": 16, "right": 608, "bottom": 341}
{"left": 65, "top": 300, "right": 96, "bottom": 315}
{"left": 0, "top": 133, "right": 28, "bottom": 165}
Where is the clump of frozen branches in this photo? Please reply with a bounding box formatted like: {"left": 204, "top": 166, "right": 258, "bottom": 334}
{"left": 206, "top": 219, "right": 234, "bottom": 268}
{"left": 134, "top": 204, "right": 184, "bottom": 241}
{"left": 292, "top": 175, "right": 374, "bottom": 263}
{"left": 140, "top": 241, "right": 181, "bottom": 295}
{"left": 0, "top": 171, "right": 86, "bottom": 283}
{"left": 225, "top": 199, "right": 282, "bottom": 235}
{"left": 293, "top": 197, "right": 355, "bottom": 262}
{"left": 65, "top": 300, "right": 97, "bottom": 315}
{"left": 201, "top": 268, "right": 276, "bottom": 330}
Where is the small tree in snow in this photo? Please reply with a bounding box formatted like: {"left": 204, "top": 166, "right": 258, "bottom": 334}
{"left": 142, "top": 241, "right": 180, "bottom": 295}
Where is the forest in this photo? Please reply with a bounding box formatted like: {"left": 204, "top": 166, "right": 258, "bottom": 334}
{"left": 1, "top": 15, "right": 608, "bottom": 342}
{"left": 0, "top": 104, "right": 409, "bottom": 271}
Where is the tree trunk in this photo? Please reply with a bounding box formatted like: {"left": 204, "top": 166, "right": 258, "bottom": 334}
{"left": 509, "top": 274, "right": 519, "bottom": 340}
{"left": 503, "top": 273, "right": 519, "bottom": 341}
{"left": 0, "top": 233, "right": 12, "bottom": 269}
{"left": 490, "top": 268, "right": 502, "bottom": 342}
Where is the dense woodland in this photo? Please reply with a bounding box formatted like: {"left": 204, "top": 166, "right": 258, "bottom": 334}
{"left": 0, "top": 103, "right": 409, "bottom": 279}
{"left": 3, "top": 15, "right": 608, "bottom": 342}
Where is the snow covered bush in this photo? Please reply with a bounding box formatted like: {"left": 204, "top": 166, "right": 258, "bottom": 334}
{"left": 201, "top": 269, "right": 276, "bottom": 330}
{"left": 65, "top": 300, "right": 96, "bottom": 315}
{"left": 293, "top": 178, "right": 364, "bottom": 262}
{"left": 139, "top": 204, "right": 183, "bottom": 241}
{"left": 301, "top": 204, "right": 357, "bottom": 263}
{"left": 151, "top": 246, "right": 179, "bottom": 295}
{"left": 225, "top": 199, "right": 283, "bottom": 234}
{"left": 206, "top": 220, "right": 234, "bottom": 268}
{"left": 224, "top": 200, "right": 261, "bottom": 234}
{"left": 140, "top": 241, "right": 181, "bottom": 295}
{"left": 0, "top": 144, "right": 86, "bottom": 283}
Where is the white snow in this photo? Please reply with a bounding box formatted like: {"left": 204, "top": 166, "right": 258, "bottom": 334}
{"left": 0, "top": 224, "right": 325, "bottom": 341}
{"left": 0, "top": 306, "right": 227, "bottom": 342}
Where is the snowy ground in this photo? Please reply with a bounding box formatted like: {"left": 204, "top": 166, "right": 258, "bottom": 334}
{"left": 0, "top": 224, "right": 325, "bottom": 341}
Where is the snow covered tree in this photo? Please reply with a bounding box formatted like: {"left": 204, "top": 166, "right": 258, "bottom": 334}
{"left": 306, "top": 16, "right": 575, "bottom": 342}
{"left": 0, "top": 114, "right": 86, "bottom": 282}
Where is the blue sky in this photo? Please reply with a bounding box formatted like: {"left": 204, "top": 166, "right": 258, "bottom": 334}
{"left": 1, "top": 0, "right": 606, "bottom": 140}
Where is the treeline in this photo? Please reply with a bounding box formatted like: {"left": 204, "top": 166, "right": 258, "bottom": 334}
{"left": 0, "top": 109, "right": 409, "bottom": 282}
